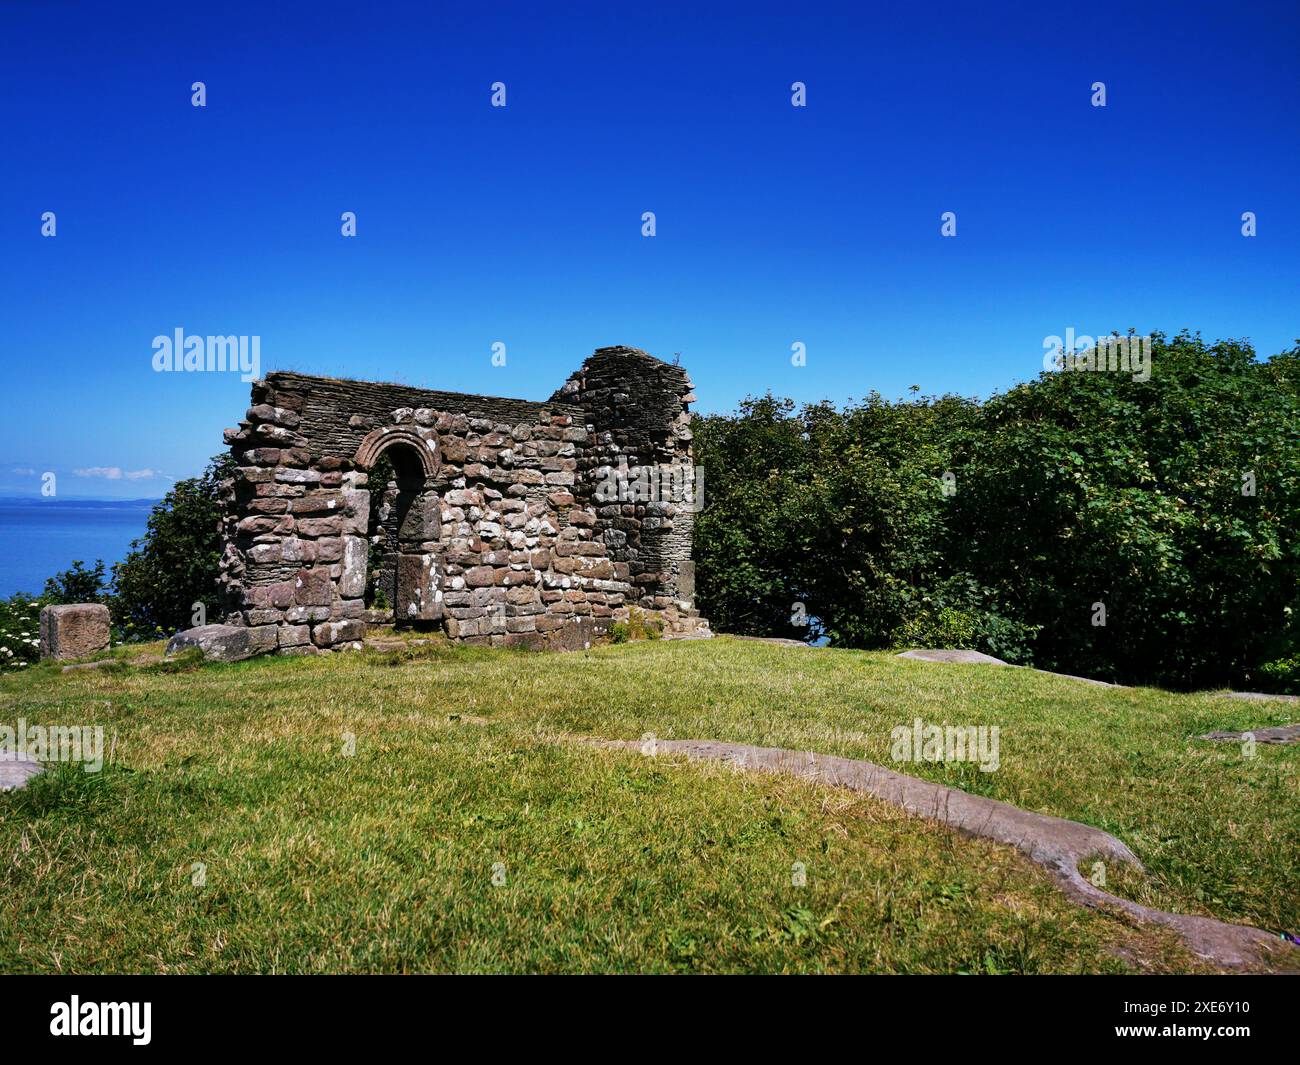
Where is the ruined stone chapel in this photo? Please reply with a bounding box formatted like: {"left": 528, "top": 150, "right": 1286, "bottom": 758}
{"left": 216, "top": 346, "right": 709, "bottom": 654}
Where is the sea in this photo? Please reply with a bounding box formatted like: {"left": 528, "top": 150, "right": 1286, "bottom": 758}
{"left": 0, "top": 498, "right": 157, "bottom": 598}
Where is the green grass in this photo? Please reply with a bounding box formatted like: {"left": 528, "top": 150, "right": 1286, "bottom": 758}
{"left": 1, "top": 636, "right": 1295, "bottom": 973}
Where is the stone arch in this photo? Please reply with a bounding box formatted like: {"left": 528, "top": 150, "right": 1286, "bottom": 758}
{"left": 354, "top": 428, "right": 443, "bottom": 626}
{"left": 354, "top": 426, "right": 440, "bottom": 478}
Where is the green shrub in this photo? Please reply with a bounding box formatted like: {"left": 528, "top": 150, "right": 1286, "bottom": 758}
{"left": 695, "top": 333, "right": 1300, "bottom": 690}
{"left": 948, "top": 333, "right": 1300, "bottom": 687}
{"left": 0, "top": 594, "right": 43, "bottom": 673}
{"left": 110, "top": 452, "right": 233, "bottom": 641}
{"left": 1258, "top": 655, "right": 1300, "bottom": 695}
{"left": 605, "top": 609, "right": 665, "bottom": 644}
{"left": 890, "top": 578, "right": 1039, "bottom": 664}
{"left": 893, "top": 607, "right": 977, "bottom": 652}
{"left": 44, "top": 559, "right": 109, "bottom": 603}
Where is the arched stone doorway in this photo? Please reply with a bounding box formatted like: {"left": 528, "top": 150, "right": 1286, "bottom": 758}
{"left": 353, "top": 427, "right": 442, "bottom": 626}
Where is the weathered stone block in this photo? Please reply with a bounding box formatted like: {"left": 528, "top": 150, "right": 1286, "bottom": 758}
{"left": 275, "top": 468, "right": 320, "bottom": 484}
{"left": 255, "top": 424, "right": 306, "bottom": 447}
{"left": 295, "top": 516, "right": 343, "bottom": 538}
{"left": 280, "top": 538, "right": 317, "bottom": 563}
{"left": 247, "top": 625, "right": 279, "bottom": 654}
{"left": 315, "top": 537, "right": 344, "bottom": 563}
{"left": 396, "top": 554, "right": 442, "bottom": 621}
{"left": 237, "top": 515, "right": 280, "bottom": 535}
{"left": 312, "top": 619, "right": 366, "bottom": 647}
{"left": 548, "top": 616, "right": 595, "bottom": 652}
{"left": 268, "top": 581, "right": 296, "bottom": 609}
{"left": 278, "top": 624, "right": 311, "bottom": 648}
{"left": 677, "top": 560, "right": 696, "bottom": 601}
{"left": 339, "top": 536, "right": 368, "bottom": 598}
{"left": 166, "top": 623, "right": 269, "bottom": 662}
{"left": 503, "top": 631, "right": 546, "bottom": 651}
{"left": 246, "top": 498, "right": 289, "bottom": 514}
{"left": 290, "top": 493, "right": 344, "bottom": 516}
{"left": 39, "top": 604, "right": 110, "bottom": 660}
{"left": 342, "top": 489, "right": 370, "bottom": 534}
{"left": 294, "top": 567, "right": 334, "bottom": 606}
{"left": 555, "top": 542, "right": 604, "bottom": 557}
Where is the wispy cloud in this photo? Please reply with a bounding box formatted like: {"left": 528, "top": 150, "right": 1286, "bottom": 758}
{"left": 72, "top": 466, "right": 159, "bottom": 481}
{"left": 10, "top": 467, "right": 37, "bottom": 476}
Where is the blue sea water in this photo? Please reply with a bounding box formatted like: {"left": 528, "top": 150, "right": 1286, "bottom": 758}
{"left": 0, "top": 500, "right": 156, "bottom": 598}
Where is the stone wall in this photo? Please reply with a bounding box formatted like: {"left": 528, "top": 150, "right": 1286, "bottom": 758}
{"left": 553, "top": 346, "right": 699, "bottom": 608}
{"left": 217, "top": 346, "right": 708, "bottom": 654}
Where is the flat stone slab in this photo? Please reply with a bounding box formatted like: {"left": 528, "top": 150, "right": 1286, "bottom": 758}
{"left": 587, "top": 736, "right": 1292, "bottom": 971}
{"left": 899, "top": 649, "right": 1121, "bottom": 687}
{"left": 1033, "top": 669, "right": 1118, "bottom": 688}
{"left": 0, "top": 752, "right": 44, "bottom": 791}
{"left": 898, "top": 648, "right": 1008, "bottom": 665}
{"left": 1212, "top": 691, "right": 1300, "bottom": 704}
{"left": 166, "top": 623, "right": 274, "bottom": 662}
{"left": 39, "top": 603, "right": 110, "bottom": 660}
{"left": 1201, "top": 724, "right": 1300, "bottom": 745}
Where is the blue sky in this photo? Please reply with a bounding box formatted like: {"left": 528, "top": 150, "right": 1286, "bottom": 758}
{"left": 1, "top": 0, "right": 1296, "bottom": 498}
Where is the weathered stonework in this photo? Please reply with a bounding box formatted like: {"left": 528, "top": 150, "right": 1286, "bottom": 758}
{"left": 39, "top": 604, "right": 110, "bottom": 660}
{"left": 217, "top": 346, "right": 710, "bottom": 653}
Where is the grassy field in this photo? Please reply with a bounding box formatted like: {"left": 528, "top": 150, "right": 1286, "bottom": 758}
{"left": 1, "top": 636, "right": 1296, "bottom": 974}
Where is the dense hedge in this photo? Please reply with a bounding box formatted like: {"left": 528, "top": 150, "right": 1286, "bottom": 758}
{"left": 694, "top": 332, "right": 1300, "bottom": 691}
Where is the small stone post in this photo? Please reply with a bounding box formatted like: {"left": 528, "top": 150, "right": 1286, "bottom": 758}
{"left": 38, "top": 603, "right": 111, "bottom": 660}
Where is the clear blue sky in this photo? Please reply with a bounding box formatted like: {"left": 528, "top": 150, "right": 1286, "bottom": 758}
{"left": 1, "top": 0, "right": 1296, "bottom": 498}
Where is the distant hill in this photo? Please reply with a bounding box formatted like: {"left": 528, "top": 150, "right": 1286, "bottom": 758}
{"left": 0, "top": 496, "right": 160, "bottom": 507}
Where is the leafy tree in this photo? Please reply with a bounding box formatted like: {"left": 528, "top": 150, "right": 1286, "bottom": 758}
{"left": 949, "top": 333, "right": 1300, "bottom": 687}
{"left": 694, "top": 333, "right": 1300, "bottom": 690}
{"left": 693, "top": 395, "right": 811, "bottom": 638}
{"left": 110, "top": 453, "right": 234, "bottom": 640}
{"left": 43, "top": 559, "right": 109, "bottom": 603}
